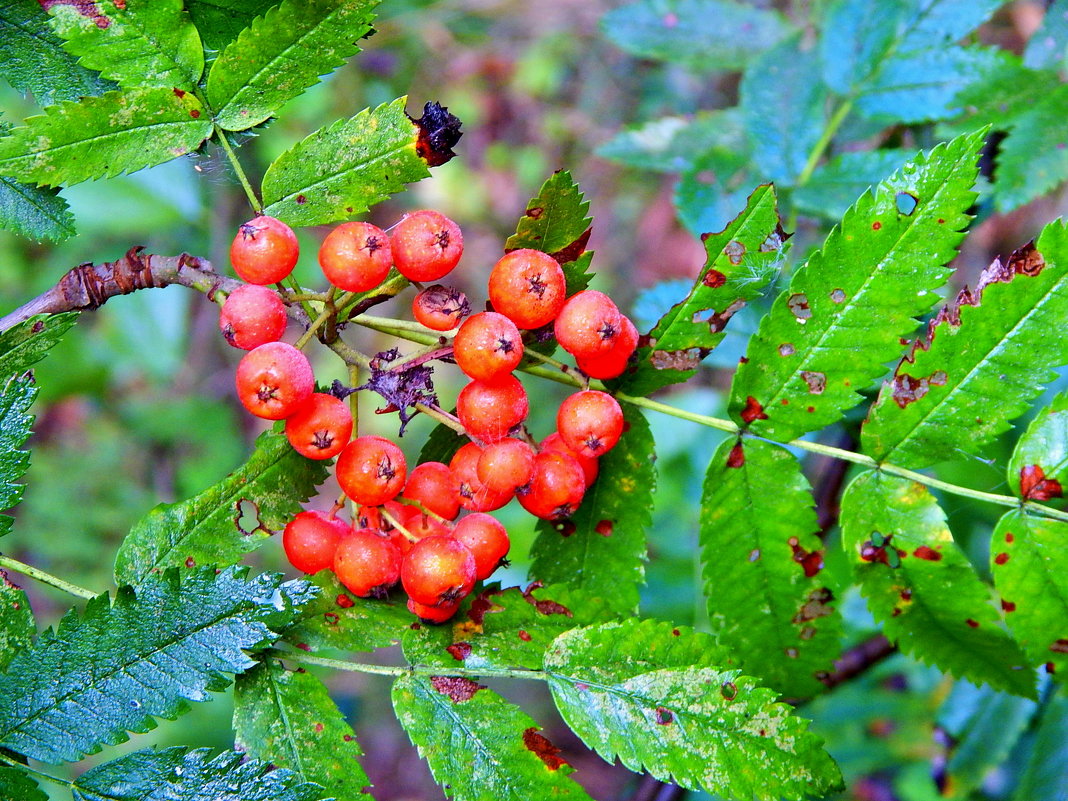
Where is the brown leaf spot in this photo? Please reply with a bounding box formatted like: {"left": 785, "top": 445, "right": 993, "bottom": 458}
{"left": 172, "top": 88, "right": 186, "bottom": 98}
{"left": 723, "top": 240, "right": 746, "bottom": 266}
{"left": 1002, "top": 599, "right": 1016, "bottom": 612}
{"left": 446, "top": 642, "right": 471, "bottom": 661}
{"left": 726, "top": 442, "right": 745, "bottom": 468}
{"left": 872, "top": 221, "right": 882, "bottom": 230}
{"left": 522, "top": 728, "right": 568, "bottom": 770}
{"left": 41, "top": 0, "right": 110, "bottom": 27}
{"left": 785, "top": 647, "right": 799, "bottom": 659}
{"left": 1007, "top": 241, "right": 1045, "bottom": 277}
{"left": 522, "top": 583, "right": 573, "bottom": 617}
{"left": 800, "top": 370, "right": 826, "bottom": 395}
{"left": 189, "top": 109, "right": 201, "bottom": 119}
{"left": 1005, "top": 532, "right": 1015, "bottom": 544}
{"left": 431, "top": 675, "right": 485, "bottom": 702}
{"left": 721, "top": 681, "right": 738, "bottom": 700}
{"left": 672, "top": 628, "right": 681, "bottom": 636}
{"left": 703, "top": 269, "right": 727, "bottom": 288}
{"left": 860, "top": 533, "right": 894, "bottom": 565}
{"left": 526, "top": 207, "right": 544, "bottom": 219}
{"left": 890, "top": 371, "right": 946, "bottom": 408}
{"left": 651, "top": 348, "right": 703, "bottom": 371}
{"left": 184, "top": 556, "right": 196, "bottom": 568}
{"left": 778, "top": 343, "right": 795, "bottom": 357}
{"left": 234, "top": 498, "right": 265, "bottom": 536}
{"left": 549, "top": 228, "right": 592, "bottom": 264}
{"left": 314, "top": 723, "right": 324, "bottom": 733}
{"left": 788, "top": 537, "right": 824, "bottom": 577}
{"left": 793, "top": 587, "right": 834, "bottom": 624}
{"left": 323, "top": 612, "right": 339, "bottom": 625}
{"left": 787, "top": 293, "right": 812, "bottom": 320}
{"left": 343, "top": 734, "right": 354, "bottom": 742}
{"left": 1050, "top": 639, "right": 1068, "bottom": 654}
{"left": 467, "top": 588, "right": 504, "bottom": 626}
{"left": 913, "top": 545, "right": 942, "bottom": 561}
{"left": 296, "top": 195, "right": 306, "bottom": 205}
{"left": 410, "top": 101, "right": 463, "bottom": 167}
{"left": 654, "top": 706, "right": 674, "bottom": 724}
{"left": 740, "top": 396, "right": 768, "bottom": 424}
{"left": 965, "top": 618, "right": 979, "bottom": 628}
{"left": 518, "top": 630, "right": 532, "bottom": 641}
{"left": 1020, "top": 464, "right": 1063, "bottom": 500}
{"left": 336, "top": 594, "right": 355, "bottom": 608}
{"left": 748, "top": 548, "right": 760, "bottom": 562}
{"left": 995, "top": 552, "right": 1010, "bottom": 566}
{"left": 555, "top": 520, "right": 576, "bottom": 537}
{"left": 830, "top": 288, "right": 846, "bottom": 303}
{"left": 595, "top": 519, "right": 613, "bottom": 536}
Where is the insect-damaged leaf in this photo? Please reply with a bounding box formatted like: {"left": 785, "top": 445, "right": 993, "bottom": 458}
{"left": 543, "top": 619, "right": 842, "bottom": 801}
{"left": 863, "top": 221, "right": 1068, "bottom": 468}
{"left": 0, "top": 312, "right": 77, "bottom": 378}
{"left": 793, "top": 149, "right": 912, "bottom": 221}
{"left": 392, "top": 674, "right": 593, "bottom": 801}
{"left": 840, "top": 471, "right": 1035, "bottom": 698}
{"left": 728, "top": 129, "right": 983, "bottom": 442}
{"left": 1007, "top": 391, "right": 1068, "bottom": 502}
{"left": 616, "top": 184, "right": 784, "bottom": 397}
{"left": 0, "top": 573, "right": 34, "bottom": 672}
{"left": 700, "top": 438, "right": 841, "bottom": 699}
{"left": 114, "top": 429, "right": 327, "bottom": 586}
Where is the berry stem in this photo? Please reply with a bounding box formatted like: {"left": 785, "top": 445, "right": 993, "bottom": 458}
{"left": 213, "top": 126, "right": 263, "bottom": 215}
{"left": 413, "top": 402, "right": 467, "bottom": 435}
{"left": 351, "top": 314, "right": 445, "bottom": 340}
{"left": 326, "top": 339, "right": 372, "bottom": 370}
{"left": 387, "top": 344, "right": 453, "bottom": 373}
{"left": 0, "top": 553, "right": 97, "bottom": 600}
{"left": 347, "top": 363, "right": 361, "bottom": 435}
{"left": 295, "top": 290, "right": 352, "bottom": 350}
{"left": 378, "top": 506, "right": 418, "bottom": 542}
{"left": 264, "top": 647, "right": 546, "bottom": 681}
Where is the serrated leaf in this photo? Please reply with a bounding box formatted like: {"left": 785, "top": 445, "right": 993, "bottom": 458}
{"left": 261, "top": 98, "right": 430, "bottom": 226}
{"left": 46, "top": 0, "right": 203, "bottom": 90}
{"left": 0, "top": 88, "right": 212, "bottom": 187}
{"left": 0, "top": 177, "right": 75, "bottom": 242}
{"left": 729, "top": 130, "right": 983, "bottom": 442}
{"left": 543, "top": 620, "right": 841, "bottom": 801}
{"left": 283, "top": 571, "right": 411, "bottom": 654}
{"left": 741, "top": 34, "right": 828, "bottom": 187}
{"left": 0, "top": 376, "right": 35, "bottom": 539}
{"left": 596, "top": 110, "right": 743, "bottom": 173}
{"left": 840, "top": 471, "right": 1035, "bottom": 697}
{"left": 700, "top": 438, "right": 841, "bottom": 698}
{"left": 862, "top": 222, "right": 1068, "bottom": 467}
{"left": 70, "top": 746, "right": 326, "bottom": 801}
{"left": 602, "top": 0, "right": 792, "bottom": 71}
{"left": 392, "top": 674, "right": 593, "bottom": 801}
{"left": 0, "top": 0, "right": 114, "bottom": 103}
{"left": 0, "top": 312, "right": 77, "bottom": 377}
{"left": 0, "top": 567, "right": 309, "bottom": 763}
{"left": 1007, "top": 391, "right": 1068, "bottom": 501}
{"left": 115, "top": 429, "right": 327, "bottom": 585}
{"left": 819, "top": 0, "right": 910, "bottom": 94}
{"left": 618, "top": 184, "right": 783, "bottom": 396}
{"left": 235, "top": 660, "right": 372, "bottom": 801}
{"left": 186, "top": 0, "right": 278, "bottom": 50}
{"left": 207, "top": 0, "right": 376, "bottom": 131}
{"left": 793, "top": 149, "right": 912, "bottom": 221}
{"left": 990, "top": 511, "right": 1068, "bottom": 676}
{"left": 0, "top": 766, "right": 46, "bottom": 801}
{"left": 528, "top": 405, "right": 654, "bottom": 616}
{"left": 674, "top": 148, "right": 754, "bottom": 237}
{"left": 0, "top": 574, "right": 34, "bottom": 672}
{"left": 1013, "top": 689, "right": 1068, "bottom": 801}
{"left": 990, "top": 84, "right": 1068, "bottom": 211}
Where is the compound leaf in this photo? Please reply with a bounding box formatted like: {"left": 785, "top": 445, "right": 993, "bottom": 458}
{"left": 862, "top": 222, "right": 1068, "bottom": 467}
{"left": 1007, "top": 391, "right": 1068, "bottom": 501}
{"left": 235, "top": 660, "right": 373, "bottom": 801}
{"left": 262, "top": 98, "right": 431, "bottom": 227}
{"left": 0, "top": 376, "right": 35, "bottom": 539}
{"left": 792, "top": 149, "right": 912, "bottom": 221}
{"left": 0, "top": 177, "right": 75, "bottom": 242}
{"left": 0, "top": 567, "right": 310, "bottom": 764}
{"left": 728, "top": 129, "right": 983, "bottom": 442}
{"left": 596, "top": 110, "right": 741, "bottom": 173}
{"left": 0, "top": 574, "right": 34, "bottom": 672}
{"left": 528, "top": 405, "right": 654, "bottom": 617}
{"left": 840, "top": 471, "right": 1035, "bottom": 697}
{"left": 46, "top": 0, "right": 203, "bottom": 90}
{"left": 0, "top": 88, "right": 212, "bottom": 187}
{"left": 0, "top": 312, "right": 78, "bottom": 377}
{"left": 991, "top": 511, "right": 1068, "bottom": 676}
{"left": 392, "top": 673, "right": 594, "bottom": 801}
{"left": 69, "top": 746, "right": 326, "bottom": 801}
{"left": 544, "top": 620, "right": 842, "bottom": 801}
{"left": 701, "top": 438, "right": 841, "bottom": 698}
{"left": 819, "top": 0, "right": 910, "bottom": 94}
{"left": 990, "top": 83, "right": 1068, "bottom": 212}
{"left": 185, "top": 0, "right": 278, "bottom": 50}
{"left": 207, "top": 0, "right": 377, "bottom": 131}
{"left": 0, "top": 766, "right": 45, "bottom": 801}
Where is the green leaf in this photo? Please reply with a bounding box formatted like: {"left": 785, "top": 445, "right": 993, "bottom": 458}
{"left": 0, "top": 376, "right": 35, "bottom": 539}
{"left": 840, "top": 471, "right": 1035, "bottom": 697}
{"left": 528, "top": 405, "right": 654, "bottom": 616}
{"left": 617, "top": 183, "right": 784, "bottom": 396}
{"left": 0, "top": 567, "right": 310, "bottom": 763}
{"left": 601, "top": 0, "right": 792, "bottom": 71}
{"left": 185, "top": 0, "right": 278, "bottom": 51}
{"left": 0, "top": 0, "right": 114, "bottom": 103}
{"left": 990, "top": 85, "right": 1068, "bottom": 212}
{"left": 1025, "top": 0, "right": 1068, "bottom": 70}
{"left": 261, "top": 98, "right": 430, "bottom": 227}
{"left": 1013, "top": 689, "right": 1068, "bottom": 801}
{"left": 46, "top": 0, "right": 203, "bottom": 90}
{"left": 700, "top": 438, "right": 841, "bottom": 698}
{"left": 207, "top": 0, "right": 376, "bottom": 131}
{"left": 819, "top": 0, "right": 910, "bottom": 94}
{"left": 0, "top": 766, "right": 46, "bottom": 801}
{"left": 0, "top": 312, "right": 78, "bottom": 377}
{"left": 990, "top": 511, "right": 1068, "bottom": 675}
{"left": 70, "top": 746, "right": 326, "bottom": 801}
{"left": 862, "top": 221, "right": 1068, "bottom": 467}
{"left": 0, "top": 574, "right": 34, "bottom": 672}
{"left": 235, "top": 660, "right": 373, "bottom": 801}
{"left": 283, "top": 571, "right": 412, "bottom": 654}
{"left": 115, "top": 429, "right": 327, "bottom": 585}
{"left": 1007, "top": 390, "right": 1068, "bottom": 500}
{"left": 741, "top": 34, "right": 829, "bottom": 187}
{"left": 792, "top": 149, "right": 912, "bottom": 221}
{"left": 596, "top": 110, "right": 743, "bottom": 173}
{"left": 729, "top": 130, "right": 983, "bottom": 442}
{"left": 0, "top": 88, "right": 212, "bottom": 187}
{"left": 0, "top": 177, "right": 75, "bottom": 242}
{"left": 674, "top": 148, "right": 754, "bottom": 237}
{"left": 543, "top": 620, "right": 842, "bottom": 800}
{"left": 392, "top": 673, "right": 593, "bottom": 801}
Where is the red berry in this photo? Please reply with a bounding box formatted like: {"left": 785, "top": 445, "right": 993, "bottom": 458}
{"left": 407, "top": 596, "right": 460, "bottom": 624}
{"left": 390, "top": 210, "right": 463, "bottom": 281}
{"left": 412, "top": 284, "right": 470, "bottom": 331}
{"left": 400, "top": 506, "right": 453, "bottom": 542}
{"left": 488, "top": 249, "right": 566, "bottom": 329}
{"left": 541, "top": 432, "right": 599, "bottom": 488}
{"left": 334, "top": 527, "right": 402, "bottom": 598}
{"left": 282, "top": 510, "right": 348, "bottom": 574}
{"left": 477, "top": 437, "right": 534, "bottom": 494}
{"left": 576, "top": 315, "right": 639, "bottom": 379}
{"left": 557, "top": 390, "right": 624, "bottom": 459}
{"left": 319, "top": 221, "right": 393, "bottom": 292}
{"left": 355, "top": 500, "right": 405, "bottom": 533}
{"left": 235, "top": 341, "right": 315, "bottom": 420}
{"left": 456, "top": 374, "right": 529, "bottom": 443}
{"left": 285, "top": 393, "right": 354, "bottom": 460}
{"left": 219, "top": 284, "right": 288, "bottom": 350}
{"left": 401, "top": 535, "right": 476, "bottom": 606}
{"left": 518, "top": 450, "right": 586, "bottom": 520}
{"left": 554, "top": 290, "right": 623, "bottom": 358}
{"left": 336, "top": 436, "right": 408, "bottom": 506}
{"left": 453, "top": 311, "right": 524, "bottom": 381}
{"left": 403, "top": 461, "right": 461, "bottom": 520}
{"left": 450, "top": 442, "right": 514, "bottom": 512}
{"left": 452, "top": 513, "right": 510, "bottom": 581}
{"left": 230, "top": 215, "right": 299, "bottom": 285}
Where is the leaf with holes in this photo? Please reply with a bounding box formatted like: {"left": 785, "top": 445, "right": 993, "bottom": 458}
{"left": 0, "top": 574, "right": 34, "bottom": 672}
{"left": 793, "top": 149, "right": 912, "bottom": 221}
{"left": 840, "top": 471, "right": 1035, "bottom": 697}
{"left": 543, "top": 620, "right": 840, "bottom": 801}
{"left": 0, "top": 766, "right": 45, "bottom": 801}
{"left": 1007, "top": 391, "right": 1068, "bottom": 502}
{"left": 617, "top": 184, "right": 784, "bottom": 396}
{"left": 728, "top": 129, "right": 983, "bottom": 442}
{"left": 46, "top": 0, "right": 203, "bottom": 90}
{"left": 114, "top": 430, "right": 327, "bottom": 585}
{"left": 207, "top": 0, "right": 377, "bottom": 131}
{"left": 235, "top": 660, "right": 373, "bottom": 801}
{"left": 0, "top": 312, "right": 77, "bottom": 377}
{"left": 863, "top": 222, "right": 1068, "bottom": 467}
{"left": 701, "top": 438, "right": 841, "bottom": 698}
{"left": 0, "top": 178, "right": 75, "bottom": 242}
{"left": 528, "top": 405, "right": 655, "bottom": 617}
{"left": 0, "top": 376, "right": 35, "bottom": 539}
{"left": 0, "top": 567, "right": 311, "bottom": 764}
{"left": 392, "top": 674, "right": 594, "bottom": 801}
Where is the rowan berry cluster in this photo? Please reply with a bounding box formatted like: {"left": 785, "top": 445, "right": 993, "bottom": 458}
{"left": 219, "top": 210, "right": 636, "bottom": 623}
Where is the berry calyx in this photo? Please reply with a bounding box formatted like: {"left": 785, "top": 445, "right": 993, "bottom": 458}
{"left": 285, "top": 392, "right": 354, "bottom": 460}
{"left": 452, "top": 513, "right": 510, "bottom": 581}
{"left": 412, "top": 284, "right": 470, "bottom": 331}
{"left": 576, "top": 314, "right": 639, "bottom": 379}
{"left": 334, "top": 527, "right": 402, "bottom": 598}
{"left": 477, "top": 437, "right": 534, "bottom": 495}
{"left": 452, "top": 311, "right": 524, "bottom": 381}
{"left": 282, "top": 510, "right": 348, "bottom": 574}
{"left": 456, "top": 374, "right": 529, "bottom": 443}
{"left": 488, "top": 249, "right": 566, "bottom": 329}
{"left": 390, "top": 210, "right": 463, "bottom": 282}
{"left": 400, "top": 535, "right": 477, "bottom": 606}
{"left": 230, "top": 216, "right": 299, "bottom": 285}
{"left": 336, "top": 435, "right": 408, "bottom": 506}
{"left": 235, "top": 341, "right": 315, "bottom": 420}
{"left": 517, "top": 450, "right": 586, "bottom": 520}
{"left": 554, "top": 289, "right": 623, "bottom": 358}
{"left": 402, "top": 461, "right": 461, "bottom": 521}
{"left": 219, "top": 284, "right": 288, "bottom": 350}
{"left": 319, "top": 221, "right": 393, "bottom": 292}
{"left": 557, "top": 390, "right": 624, "bottom": 459}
